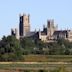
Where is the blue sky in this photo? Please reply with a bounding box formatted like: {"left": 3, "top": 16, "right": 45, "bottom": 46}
{"left": 0, "top": 0, "right": 72, "bottom": 38}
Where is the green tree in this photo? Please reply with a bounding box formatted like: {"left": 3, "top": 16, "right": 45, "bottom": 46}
{"left": 20, "top": 37, "right": 36, "bottom": 54}
{"left": 0, "top": 35, "right": 23, "bottom": 61}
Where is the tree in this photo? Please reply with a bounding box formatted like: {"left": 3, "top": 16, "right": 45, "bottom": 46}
{"left": 20, "top": 37, "right": 36, "bottom": 54}
{"left": 0, "top": 35, "right": 23, "bottom": 61}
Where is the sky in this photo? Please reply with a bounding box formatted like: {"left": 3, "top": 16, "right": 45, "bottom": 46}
{"left": 0, "top": 0, "right": 72, "bottom": 38}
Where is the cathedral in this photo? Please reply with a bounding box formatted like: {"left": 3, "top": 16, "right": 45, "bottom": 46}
{"left": 11, "top": 13, "right": 72, "bottom": 42}
{"left": 39, "top": 19, "right": 72, "bottom": 42}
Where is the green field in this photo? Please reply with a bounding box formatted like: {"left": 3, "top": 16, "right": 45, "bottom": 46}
{"left": 23, "top": 55, "right": 72, "bottom": 62}
{"left": 0, "top": 55, "right": 72, "bottom": 72}
{"left": 0, "top": 62, "right": 72, "bottom": 72}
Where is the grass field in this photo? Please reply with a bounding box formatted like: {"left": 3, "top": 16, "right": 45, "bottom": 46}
{"left": 23, "top": 55, "right": 72, "bottom": 62}
{"left": 0, "top": 62, "right": 72, "bottom": 72}
{"left": 0, "top": 55, "right": 72, "bottom": 72}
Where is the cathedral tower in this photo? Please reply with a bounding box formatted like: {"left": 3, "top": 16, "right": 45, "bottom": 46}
{"left": 19, "top": 13, "right": 30, "bottom": 37}
{"left": 47, "top": 19, "right": 57, "bottom": 39}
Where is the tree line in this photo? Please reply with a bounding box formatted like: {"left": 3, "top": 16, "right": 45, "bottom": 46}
{"left": 0, "top": 35, "right": 72, "bottom": 61}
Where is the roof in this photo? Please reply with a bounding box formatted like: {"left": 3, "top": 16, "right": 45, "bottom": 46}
{"left": 53, "top": 30, "right": 68, "bottom": 35}
{"left": 25, "top": 32, "right": 36, "bottom": 37}
{"left": 41, "top": 28, "right": 47, "bottom": 35}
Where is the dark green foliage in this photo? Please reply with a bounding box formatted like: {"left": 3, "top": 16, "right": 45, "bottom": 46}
{"left": 20, "top": 37, "right": 36, "bottom": 54}
{"left": 20, "top": 37, "right": 35, "bottom": 49}
{"left": 0, "top": 35, "right": 72, "bottom": 61}
{"left": 43, "top": 39, "right": 72, "bottom": 55}
{"left": 0, "top": 35, "right": 23, "bottom": 61}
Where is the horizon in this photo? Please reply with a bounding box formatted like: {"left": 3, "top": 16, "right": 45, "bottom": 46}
{"left": 0, "top": 0, "right": 72, "bottom": 39}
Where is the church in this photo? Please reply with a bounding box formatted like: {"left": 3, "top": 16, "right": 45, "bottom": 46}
{"left": 11, "top": 13, "right": 72, "bottom": 42}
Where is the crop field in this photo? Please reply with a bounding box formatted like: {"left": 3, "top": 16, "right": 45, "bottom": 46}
{"left": 0, "top": 55, "right": 72, "bottom": 72}
{"left": 0, "top": 62, "right": 72, "bottom": 72}
{"left": 23, "top": 55, "right": 72, "bottom": 62}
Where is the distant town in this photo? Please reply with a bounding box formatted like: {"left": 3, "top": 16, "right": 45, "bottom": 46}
{"left": 11, "top": 13, "right": 72, "bottom": 42}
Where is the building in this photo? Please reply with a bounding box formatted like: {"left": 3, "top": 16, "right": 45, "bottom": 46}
{"left": 39, "top": 19, "right": 72, "bottom": 42}
{"left": 39, "top": 19, "right": 58, "bottom": 42}
{"left": 19, "top": 13, "right": 30, "bottom": 37}
{"left": 53, "top": 30, "right": 72, "bottom": 42}
{"left": 11, "top": 13, "right": 72, "bottom": 42}
{"left": 11, "top": 28, "right": 19, "bottom": 39}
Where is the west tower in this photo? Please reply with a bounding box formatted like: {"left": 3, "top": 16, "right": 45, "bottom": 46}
{"left": 19, "top": 14, "right": 30, "bottom": 37}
